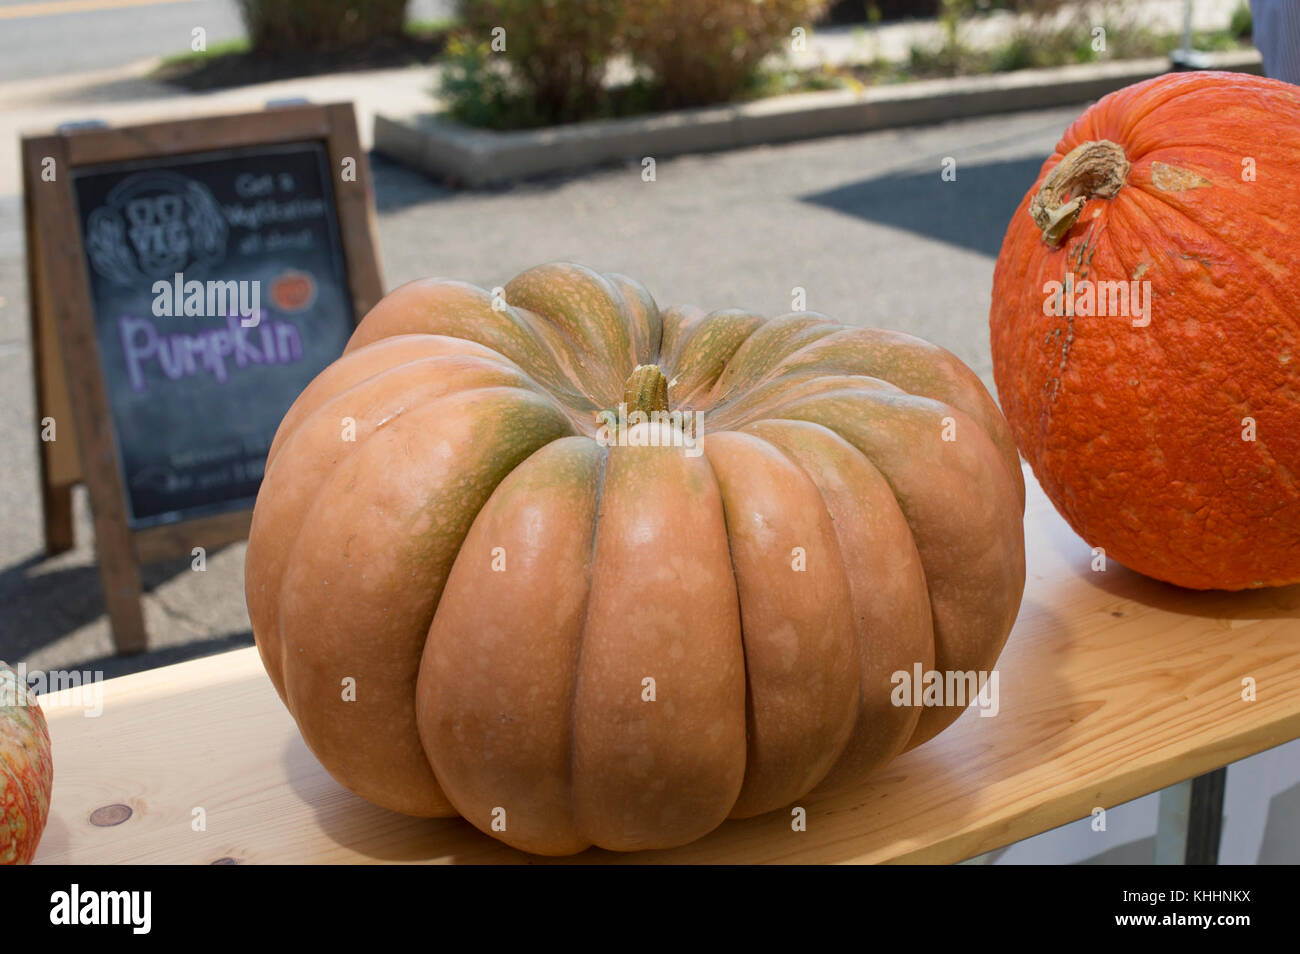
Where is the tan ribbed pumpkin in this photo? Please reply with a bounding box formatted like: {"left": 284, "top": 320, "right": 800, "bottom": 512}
{"left": 247, "top": 263, "right": 1025, "bottom": 855}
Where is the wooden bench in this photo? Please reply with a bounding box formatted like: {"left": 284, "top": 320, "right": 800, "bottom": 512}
{"left": 32, "top": 467, "right": 1300, "bottom": 864}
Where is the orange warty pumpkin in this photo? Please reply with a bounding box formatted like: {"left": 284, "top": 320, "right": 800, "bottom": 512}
{"left": 991, "top": 71, "right": 1300, "bottom": 590}
{"left": 1, "top": 662, "right": 53, "bottom": 865}
{"left": 247, "top": 263, "right": 1025, "bottom": 854}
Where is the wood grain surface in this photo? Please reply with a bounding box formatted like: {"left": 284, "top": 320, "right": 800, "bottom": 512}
{"left": 32, "top": 465, "right": 1300, "bottom": 864}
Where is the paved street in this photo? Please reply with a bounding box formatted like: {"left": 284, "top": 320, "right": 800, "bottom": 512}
{"left": 0, "top": 0, "right": 454, "bottom": 82}
{"left": 0, "top": 0, "right": 240, "bottom": 83}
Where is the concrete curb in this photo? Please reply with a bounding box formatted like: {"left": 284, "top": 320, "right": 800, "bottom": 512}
{"left": 374, "top": 50, "right": 1263, "bottom": 187}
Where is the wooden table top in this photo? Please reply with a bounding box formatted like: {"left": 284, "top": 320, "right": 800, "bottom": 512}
{"left": 32, "top": 466, "right": 1300, "bottom": 864}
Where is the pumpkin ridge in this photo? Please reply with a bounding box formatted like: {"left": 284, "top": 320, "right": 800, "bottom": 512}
{"left": 725, "top": 426, "right": 866, "bottom": 804}
{"left": 563, "top": 440, "right": 609, "bottom": 852}
{"left": 749, "top": 325, "right": 1025, "bottom": 505}
{"left": 397, "top": 386, "right": 580, "bottom": 562}
{"left": 656, "top": 304, "right": 707, "bottom": 372}
{"left": 660, "top": 309, "right": 768, "bottom": 407}
{"left": 345, "top": 279, "right": 601, "bottom": 408}
{"left": 1073, "top": 71, "right": 1205, "bottom": 151}
{"left": 693, "top": 439, "right": 750, "bottom": 823}
{"left": 1061, "top": 76, "right": 1299, "bottom": 207}
{"left": 275, "top": 386, "right": 576, "bottom": 815}
{"left": 504, "top": 264, "right": 636, "bottom": 401}
{"left": 266, "top": 360, "right": 576, "bottom": 509}
{"left": 1141, "top": 70, "right": 1277, "bottom": 124}
{"left": 689, "top": 311, "right": 814, "bottom": 407}
{"left": 741, "top": 403, "right": 938, "bottom": 583}
{"left": 707, "top": 313, "right": 842, "bottom": 405}
{"left": 283, "top": 354, "right": 553, "bottom": 455}
{"left": 743, "top": 417, "right": 930, "bottom": 776}
{"left": 701, "top": 320, "right": 855, "bottom": 418}
{"left": 707, "top": 373, "right": 901, "bottom": 433}
{"left": 747, "top": 398, "right": 934, "bottom": 561}
{"left": 568, "top": 423, "right": 746, "bottom": 850}
{"left": 267, "top": 335, "right": 523, "bottom": 466}
{"left": 605, "top": 272, "right": 664, "bottom": 367}
{"left": 708, "top": 305, "right": 781, "bottom": 355}
{"left": 671, "top": 311, "right": 771, "bottom": 407}
{"left": 252, "top": 358, "right": 555, "bottom": 698}
{"left": 1125, "top": 169, "right": 1237, "bottom": 249}
{"left": 1090, "top": 196, "right": 1144, "bottom": 291}
{"left": 507, "top": 301, "right": 615, "bottom": 408}
{"left": 771, "top": 389, "right": 1024, "bottom": 740}
{"left": 416, "top": 436, "right": 605, "bottom": 853}
{"left": 737, "top": 321, "right": 854, "bottom": 385}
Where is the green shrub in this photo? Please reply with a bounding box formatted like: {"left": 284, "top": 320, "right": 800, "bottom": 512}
{"left": 439, "top": 36, "right": 532, "bottom": 130}
{"left": 624, "top": 0, "right": 830, "bottom": 108}
{"left": 237, "top": 0, "right": 409, "bottom": 55}
{"left": 1230, "top": 1, "right": 1252, "bottom": 40}
{"left": 455, "top": 0, "right": 627, "bottom": 124}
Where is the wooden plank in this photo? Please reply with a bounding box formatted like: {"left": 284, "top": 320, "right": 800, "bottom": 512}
{"left": 61, "top": 106, "right": 333, "bottom": 166}
{"left": 31, "top": 468, "right": 1300, "bottom": 864}
{"left": 324, "top": 102, "right": 386, "bottom": 319}
{"left": 23, "top": 139, "right": 79, "bottom": 552}
{"left": 132, "top": 509, "right": 253, "bottom": 566}
{"left": 24, "top": 136, "right": 147, "bottom": 654}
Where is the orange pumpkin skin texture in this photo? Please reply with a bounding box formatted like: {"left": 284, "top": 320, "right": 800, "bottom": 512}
{"left": 991, "top": 72, "right": 1300, "bottom": 591}
{"left": 1, "top": 662, "right": 53, "bottom": 865}
{"left": 247, "top": 263, "right": 1025, "bottom": 855}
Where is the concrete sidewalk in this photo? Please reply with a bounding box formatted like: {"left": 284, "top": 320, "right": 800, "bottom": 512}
{"left": 0, "top": 59, "right": 437, "bottom": 193}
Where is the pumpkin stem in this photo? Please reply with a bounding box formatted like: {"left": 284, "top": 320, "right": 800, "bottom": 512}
{"left": 1030, "top": 140, "right": 1130, "bottom": 247}
{"left": 623, "top": 364, "right": 670, "bottom": 414}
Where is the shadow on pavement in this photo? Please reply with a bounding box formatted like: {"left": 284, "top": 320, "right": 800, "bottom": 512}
{"left": 36, "top": 73, "right": 186, "bottom": 108}
{"left": 0, "top": 549, "right": 246, "bottom": 669}
{"left": 371, "top": 153, "right": 456, "bottom": 212}
{"left": 801, "top": 155, "right": 1045, "bottom": 259}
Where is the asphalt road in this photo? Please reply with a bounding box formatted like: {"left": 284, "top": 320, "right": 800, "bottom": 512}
{"left": 0, "top": 0, "right": 454, "bottom": 82}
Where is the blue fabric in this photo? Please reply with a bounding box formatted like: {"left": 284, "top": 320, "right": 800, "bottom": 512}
{"left": 1252, "top": 0, "right": 1300, "bottom": 83}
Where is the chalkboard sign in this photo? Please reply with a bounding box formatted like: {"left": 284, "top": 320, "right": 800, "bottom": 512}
{"left": 23, "top": 104, "right": 383, "bottom": 652}
{"left": 72, "top": 142, "right": 355, "bottom": 528}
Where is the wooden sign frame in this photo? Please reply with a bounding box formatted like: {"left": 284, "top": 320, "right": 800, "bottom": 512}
{"left": 23, "top": 102, "right": 384, "bottom": 654}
